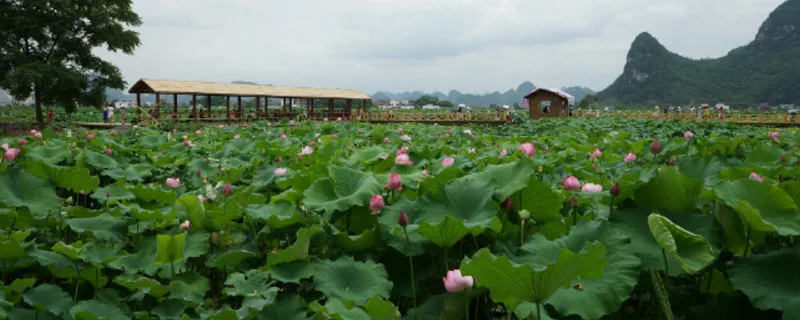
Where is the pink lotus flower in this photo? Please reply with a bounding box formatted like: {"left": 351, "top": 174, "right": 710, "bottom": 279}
{"left": 562, "top": 175, "right": 581, "bottom": 191}
{"left": 323, "top": 117, "right": 329, "bottom": 122}
{"left": 684, "top": 131, "right": 694, "bottom": 139}
{"left": 623, "top": 153, "right": 637, "bottom": 163}
{"left": 2, "top": 144, "right": 21, "bottom": 162}
{"left": 105, "top": 148, "right": 113, "bottom": 156}
{"left": 445, "top": 133, "right": 450, "bottom": 138}
{"left": 166, "top": 178, "right": 181, "bottom": 188}
{"left": 300, "top": 146, "right": 313, "bottom": 155}
{"left": 750, "top": 172, "right": 764, "bottom": 182}
{"left": 500, "top": 149, "right": 508, "bottom": 157}
{"left": 87, "top": 133, "right": 96, "bottom": 141}
{"left": 471, "top": 135, "right": 476, "bottom": 140}
{"left": 30, "top": 129, "right": 38, "bottom": 135}
{"left": 289, "top": 120, "right": 295, "bottom": 124}
{"left": 274, "top": 167, "right": 287, "bottom": 177}
{"left": 182, "top": 135, "right": 188, "bottom": 140}
{"left": 197, "top": 195, "right": 206, "bottom": 202}
{"left": 280, "top": 133, "right": 287, "bottom": 140}
{"left": 337, "top": 117, "right": 342, "bottom": 121}
{"left": 383, "top": 137, "right": 390, "bottom": 143}
{"left": 218, "top": 124, "right": 224, "bottom": 128}
{"left": 311, "top": 141, "right": 317, "bottom": 147}
{"left": 443, "top": 269, "right": 474, "bottom": 293}
{"left": 582, "top": 183, "right": 603, "bottom": 193}
{"left": 398, "top": 128, "right": 403, "bottom": 132}
{"left": 401, "top": 134, "right": 411, "bottom": 142}
{"left": 183, "top": 140, "right": 195, "bottom": 147}
{"left": 277, "top": 157, "right": 283, "bottom": 163}
{"left": 18, "top": 138, "right": 27, "bottom": 146}
{"left": 234, "top": 135, "right": 240, "bottom": 139}
{"left": 441, "top": 157, "right": 454, "bottom": 168}
{"left": 650, "top": 139, "right": 662, "bottom": 154}
{"left": 196, "top": 168, "right": 202, "bottom": 176}
{"left": 395, "top": 152, "right": 414, "bottom": 166}
{"left": 33, "top": 131, "right": 43, "bottom": 139}
{"left": 590, "top": 148, "right": 602, "bottom": 159}
{"left": 370, "top": 194, "right": 385, "bottom": 216}
{"left": 109, "top": 131, "right": 115, "bottom": 136}
{"left": 518, "top": 142, "right": 536, "bottom": 157}
{"left": 399, "top": 146, "right": 409, "bottom": 153}
{"left": 769, "top": 131, "right": 779, "bottom": 139}
{"left": 314, "top": 133, "right": 321, "bottom": 138}
{"left": 179, "top": 220, "right": 191, "bottom": 230}
{"left": 243, "top": 123, "right": 248, "bottom": 128}
{"left": 196, "top": 130, "right": 202, "bottom": 135}
{"left": 422, "top": 169, "right": 429, "bottom": 177}
{"left": 398, "top": 210, "right": 409, "bottom": 227}
{"left": 545, "top": 145, "right": 550, "bottom": 152}
{"left": 385, "top": 172, "right": 402, "bottom": 192}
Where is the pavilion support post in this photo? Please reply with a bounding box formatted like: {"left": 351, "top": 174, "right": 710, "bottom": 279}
{"left": 206, "top": 95, "right": 212, "bottom": 118}
{"left": 155, "top": 93, "right": 161, "bottom": 119}
{"left": 192, "top": 95, "right": 197, "bottom": 119}
{"left": 346, "top": 99, "right": 352, "bottom": 117}
{"left": 136, "top": 93, "right": 141, "bottom": 120}
{"left": 237, "top": 96, "right": 242, "bottom": 120}
{"left": 309, "top": 98, "right": 313, "bottom": 117}
{"left": 256, "top": 97, "right": 261, "bottom": 119}
{"left": 329, "top": 99, "right": 334, "bottom": 113}
{"left": 173, "top": 94, "right": 178, "bottom": 123}
{"left": 226, "top": 96, "right": 231, "bottom": 122}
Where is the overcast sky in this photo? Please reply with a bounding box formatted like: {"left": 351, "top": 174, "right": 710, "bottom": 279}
{"left": 98, "top": 0, "right": 786, "bottom": 95}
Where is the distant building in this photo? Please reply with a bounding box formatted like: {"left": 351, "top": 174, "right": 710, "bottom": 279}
{"left": 114, "top": 101, "right": 137, "bottom": 109}
{"left": 525, "top": 88, "right": 574, "bottom": 120}
{"left": 421, "top": 104, "right": 440, "bottom": 110}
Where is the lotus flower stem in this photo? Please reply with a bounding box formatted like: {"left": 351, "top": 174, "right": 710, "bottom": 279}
{"left": 536, "top": 301, "right": 542, "bottom": 320}
{"left": 520, "top": 220, "right": 525, "bottom": 247}
{"left": 743, "top": 225, "right": 752, "bottom": 257}
{"left": 403, "top": 228, "right": 418, "bottom": 319}
{"left": 704, "top": 269, "right": 713, "bottom": 298}
{"left": 661, "top": 248, "right": 669, "bottom": 285}
{"left": 464, "top": 290, "right": 470, "bottom": 320}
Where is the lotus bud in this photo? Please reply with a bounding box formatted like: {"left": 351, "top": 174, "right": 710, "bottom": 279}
{"left": 781, "top": 154, "right": 787, "bottom": 164}
{"left": 370, "top": 194, "right": 385, "bottom": 216}
{"left": 202, "top": 176, "right": 208, "bottom": 185}
{"left": 223, "top": 182, "right": 232, "bottom": 196}
{"left": 398, "top": 210, "right": 409, "bottom": 227}
{"left": 668, "top": 156, "right": 676, "bottom": 165}
{"left": 650, "top": 138, "right": 662, "bottom": 154}
{"left": 502, "top": 197, "right": 513, "bottom": 210}
{"left": 610, "top": 183, "right": 620, "bottom": 197}
{"left": 211, "top": 232, "right": 220, "bottom": 245}
{"left": 196, "top": 168, "right": 202, "bottom": 176}
{"left": 568, "top": 196, "right": 578, "bottom": 208}
{"left": 105, "top": 148, "right": 113, "bottom": 156}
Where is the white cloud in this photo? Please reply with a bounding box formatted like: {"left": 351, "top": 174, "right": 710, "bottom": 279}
{"left": 97, "top": 0, "right": 787, "bottom": 94}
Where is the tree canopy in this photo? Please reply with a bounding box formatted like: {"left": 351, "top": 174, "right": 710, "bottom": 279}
{"left": 0, "top": 0, "right": 142, "bottom": 128}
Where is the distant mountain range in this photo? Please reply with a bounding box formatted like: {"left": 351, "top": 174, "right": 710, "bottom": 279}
{"left": 598, "top": 0, "right": 800, "bottom": 106}
{"left": 372, "top": 82, "right": 595, "bottom": 106}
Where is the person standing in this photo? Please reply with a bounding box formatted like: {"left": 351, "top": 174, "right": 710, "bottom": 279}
{"left": 106, "top": 105, "right": 115, "bottom": 123}
{"left": 102, "top": 107, "right": 108, "bottom": 122}
{"left": 120, "top": 107, "right": 127, "bottom": 124}
{"left": 569, "top": 105, "right": 574, "bottom": 117}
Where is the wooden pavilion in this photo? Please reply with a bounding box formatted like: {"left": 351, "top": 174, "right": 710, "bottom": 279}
{"left": 127, "top": 79, "right": 371, "bottom": 123}
{"left": 525, "top": 88, "right": 575, "bottom": 120}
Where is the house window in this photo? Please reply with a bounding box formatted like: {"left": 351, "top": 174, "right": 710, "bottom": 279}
{"left": 540, "top": 100, "right": 551, "bottom": 113}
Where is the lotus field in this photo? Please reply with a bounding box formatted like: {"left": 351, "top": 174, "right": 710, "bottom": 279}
{"left": 1, "top": 117, "right": 799, "bottom": 320}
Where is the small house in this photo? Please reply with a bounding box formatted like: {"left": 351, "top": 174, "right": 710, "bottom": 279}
{"left": 524, "top": 88, "right": 575, "bottom": 119}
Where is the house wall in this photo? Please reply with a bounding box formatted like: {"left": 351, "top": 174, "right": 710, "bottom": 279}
{"left": 527, "top": 91, "right": 568, "bottom": 119}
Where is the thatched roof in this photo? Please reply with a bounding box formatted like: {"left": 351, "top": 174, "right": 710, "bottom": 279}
{"left": 128, "top": 79, "right": 371, "bottom": 100}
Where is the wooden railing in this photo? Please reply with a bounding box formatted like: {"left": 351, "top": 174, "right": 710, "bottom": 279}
{"left": 575, "top": 111, "right": 797, "bottom": 124}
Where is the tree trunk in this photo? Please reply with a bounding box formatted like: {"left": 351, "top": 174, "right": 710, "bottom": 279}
{"left": 34, "top": 85, "right": 44, "bottom": 129}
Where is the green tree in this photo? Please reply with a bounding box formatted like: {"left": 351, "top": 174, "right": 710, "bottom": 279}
{"left": 0, "top": 0, "right": 142, "bottom": 128}
{"left": 414, "top": 95, "right": 439, "bottom": 107}
{"left": 439, "top": 100, "right": 454, "bottom": 109}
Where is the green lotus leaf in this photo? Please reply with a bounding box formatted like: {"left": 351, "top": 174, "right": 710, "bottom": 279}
{"left": 349, "top": 146, "right": 387, "bottom": 163}
{"left": 533, "top": 222, "right": 642, "bottom": 320}
{"left": 635, "top": 166, "right": 703, "bottom": 212}
{"left": 65, "top": 214, "right": 127, "bottom": 241}
{"left": 648, "top": 213, "right": 715, "bottom": 273}
{"left": 22, "top": 284, "right": 72, "bottom": 316}
{"left": 113, "top": 274, "right": 169, "bottom": 298}
{"left": 716, "top": 204, "right": 749, "bottom": 255}
{"left": 24, "top": 160, "right": 100, "bottom": 194}
{"left": 414, "top": 179, "right": 501, "bottom": 245}
{"left": 151, "top": 299, "right": 186, "bottom": 320}
{"left": 513, "top": 177, "right": 563, "bottom": 224}
{"left": 246, "top": 201, "right": 304, "bottom": 229}
{"left": 78, "top": 243, "right": 124, "bottom": 264}
{"left": 0, "top": 291, "right": 14, "bottom": 318}
{"left": 156, "top": 233, "right": 187, "bottom": 264}
{"left": 458, "top": 158, "right": 536, "bottom": 199}
{"left": 207, "top": 248, "right": 258, "bottom": 269}
{"left": 460, "top": 241, "right": 606, "bottom": 313}
{"left": 257, "top": 294, "right": 309, "bottom": 320}
{"left": 745, "top": 144, "right": 784, "bottom": 164}
{"left": 266, "top": 226, "right": 322, "bottom": 268}
{"left": 25, "top": 144, "right": 69, "bottom": 164}
{"left": 418, "top": 166, "right": 465, "bottom": 199}
{"left": 332, "top": 225, "right": 380, "bottom": 252}
{"left": 90, "top": 185, "right": 135, "bottom": 204}
{"left": 82, "top": 150, "right": 119, "bottom": 170}
{"left": 311, "top": 298, "right": 370, "bottom": 320}
{"left": 131, "top": 183, "right": 177, "bottom": 204}
{"left": 679, "top": 157, "right": 723, "bottom": 188}
{"left": 69, "top": 299, "right": 129, "bottom": 320}
{"left": 715, "top": 179, "right": 800, "bottom": 236}
{"left": 0, "top": 230, "right": 32, "bottom": 260}
{"left": 28, "top": 248, "right": 74, "bottom": 269}
{"left": 699, "top": 269, "right": 734, "bottom": 295}
{"left": 266, "top": 260, "right": 315, "bottom": 284}
{"left": 304, "top": 166, "right": 382, "bottom": 217}
{"left": 377, "top": 196, "right": 433, "bottom": 257}
{"left": 729, "top": 246, "right": 800, "bottom": 319}
{"left": 405, "top": 290, "right": 486, "bottom": 320}
{"left": 175, "top": 194, "right": 211, "bottom": 231}
{"left": 101, "top": 164, "right": 154, "bottom": 182}
{"left": 0, "top": 168, "right": 61, "bottom": 216}
{"left": 609, "top": 207, "right": 721, "bottom": 275}
{"left": 312, "top": 256, "right": 392, "bottom": 306}
{"left": 223, "top": 269, "right": 278, "bottom": 298}
{"left": 168, "top": 271, "right": 210, "bottom": 306}
{"left": 363, "top": 296, "right": 401, "bottom": 320}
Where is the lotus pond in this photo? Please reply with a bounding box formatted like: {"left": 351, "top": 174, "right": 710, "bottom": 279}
{"left": 0, "top": 117, "right": 798, "bottom": 320}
